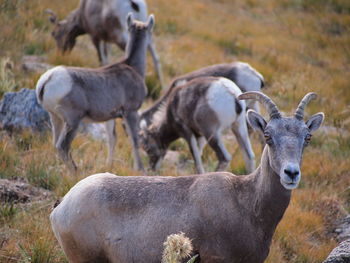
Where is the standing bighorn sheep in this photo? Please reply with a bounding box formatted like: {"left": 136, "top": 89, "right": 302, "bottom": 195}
{"left": 36, "top": 14, "right": 154, "bottom": 171}
{"left": 46, "top": 0, "right": 163, "bottom": 88}
{"left": 140, "top": 76, "right": 255, "bottom": 173}
{"left": 50, "top": 91, "right": 324, "bottom": 262}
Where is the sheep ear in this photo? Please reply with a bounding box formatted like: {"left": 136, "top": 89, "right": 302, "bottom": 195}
{"left": 247, "top": 109, "right": 267, "bottom": 133}
{"left": 147, "top": 14, "right": 155, "bottom": 31}
{"left": 45, "top": 9, "right": 57, "bottom": 24}
{"left": 306, "top": 112, "right": 324, "bottom": 133}
{"left": 127, "top": 12, "right": 134, "bottom": 29}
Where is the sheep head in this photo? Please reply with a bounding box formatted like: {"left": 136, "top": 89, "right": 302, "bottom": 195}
{"left": 239, "top": 92, "right": 324, "bottom": 190}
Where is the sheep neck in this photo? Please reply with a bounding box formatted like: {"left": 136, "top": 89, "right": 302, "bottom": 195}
{"left": 252, "top": 146, "right": 292, "bottom": 237}
{"left": 125, "top": 33, "right": 148, "bottom": 78}
{"left": 154, "top": 115, "right": 179, "bottom": 150}
{"left": 66, "top": 9, "right": 86, "bottom": 40}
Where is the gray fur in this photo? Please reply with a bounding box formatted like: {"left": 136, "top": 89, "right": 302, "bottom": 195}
{"left": 141, "top": 61, "right": 265, "bottom": 144}
{"left": 46, "top": 0, "right": 164, "bottom": 88}
{"left": 36, "top": 15, "right": 155, "bottom": 171}
{"left": 140, "top": 77, "right": 255, "bottom": 174}
{"left": 170, "top": 61, "right": 264, "bottom": 92}
{"left": 50, "top": 91, "right": 324, "bottom": 263}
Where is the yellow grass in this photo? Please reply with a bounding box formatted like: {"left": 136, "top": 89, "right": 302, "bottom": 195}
{"left": 0, "top": 0, "right": 349, "bottom": 262}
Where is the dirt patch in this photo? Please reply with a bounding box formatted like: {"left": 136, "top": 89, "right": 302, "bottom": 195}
{"left": 0, "top": 178, "right": 52, "bottom": 204}
{"left": 314, "top": 198, "right": 348, "bottom": 240}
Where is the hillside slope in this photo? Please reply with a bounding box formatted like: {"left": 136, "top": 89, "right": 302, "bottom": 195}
{"left": 0, "top": 0, "right": 349, "bottom": 262}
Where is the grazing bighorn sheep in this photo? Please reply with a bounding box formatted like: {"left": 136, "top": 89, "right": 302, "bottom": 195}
{"left": 46, "top": 0, "right": 164, "bottom": 88}
{"left": 36, "top": 14, "right": 154, "bottom": 171}
{"left": 171, "top": 61, "right": 264, "bottom": 99}
{"left": 140, "top": 61, "right": 265, "bottom": 144}
{"left": 50, "top": 91, "right": 324, "bottom": 263}
{"left": 140, "top": 76, "right": 255, "bottom": 174}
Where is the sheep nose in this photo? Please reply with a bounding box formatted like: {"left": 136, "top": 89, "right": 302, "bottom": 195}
{"left": 284, "top": 166, "right": 300, "bottom": 180}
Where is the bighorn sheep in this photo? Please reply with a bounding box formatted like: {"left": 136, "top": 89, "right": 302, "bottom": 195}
{"left": 50, "top": 91, "right": 324, "bottom": 262}
{"left": 140, "top": 61, "right": 265, "bottom": 143}
{"left": 36, "top": 14, "right": 154, "bottom": 171}
{"left": 46, "top": 0, "right": 164, "bottom": 88}
{"left": 140, "top": 76, "right": 255, "bottom": 173}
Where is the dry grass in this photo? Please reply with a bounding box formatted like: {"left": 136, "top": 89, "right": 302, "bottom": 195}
{"left": 0, "top": 0, "right": 349, "bottom": 261}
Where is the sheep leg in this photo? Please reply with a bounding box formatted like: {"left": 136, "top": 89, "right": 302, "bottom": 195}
{"left": 105, "top": 119, "right": 116, "bottom": 166}
{"left": 197, "top": 136, "right": 206, "bottom": 157}
{"left": 92, "top": 37, "right": 108, "bottom": 66}
{"left": 102, "top": 41, "right": 109, "bottom": 64}
{"left": 49, "top": 112, "right": 63, "bottom": 146}
{"left": 206, "top": 132, "right": 231, "bottom": 172}
{"left": 148, "top": 41, "right": 164, "bottom": 89}
{"left": 231, "top": 122, "right": 255, "bottom": 173}
{"left": 188, "top": 134, "right": 205, "bottom": 174}
{"left": 123, "top": 111, "right": 144, "bottom": 171}
{"left": 56, "top": 121, "right": 79, "bottom": 172}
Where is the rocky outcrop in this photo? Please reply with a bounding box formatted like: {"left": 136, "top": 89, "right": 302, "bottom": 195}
{"left": 0, "top": 178, "right": 52, "bottom": 204}
{"left": 323, "top": 239, "right": 350, "bottom": 263}
{"left": 336, "top": 215, "right": 350, "bottom": 242}
{"left": 323, "top": 215, "right": 350, "bottom": 263}
{"left": 0, "top": 88, "right": 107, "bottom": 140}
{"left": 0, "top": 88, "right": 50, "bottom": 133}
{"left": 21, "top": 55, "right": 52, "bottom": 73}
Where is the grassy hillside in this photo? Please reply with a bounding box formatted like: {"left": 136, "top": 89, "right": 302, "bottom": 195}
{"left": 0, "top": 0, "right": 349, "bottom": 262}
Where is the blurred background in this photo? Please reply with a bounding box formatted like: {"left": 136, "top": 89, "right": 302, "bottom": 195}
{"left": 0, "top": 0, "right": 349, "bottom": 262}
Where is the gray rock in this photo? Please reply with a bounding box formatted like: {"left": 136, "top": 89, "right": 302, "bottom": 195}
{"left": 79, "top": 121, "right": 107, "bottom": 141}
{"left": 0, "top": 178, "right": 52, "bottom": 203}
{"left": 0, "top": 88, "right": 50, "bottom": 133}
{"left": 336, "top": 215, "right": 350, "bottom": 242}
{"left": 0, "top": 88, "right": 107, "bottom": 140}
{"left": 323, "top": 239, "right": 350, "bottom": 263}
{"left": 21, "top": 55, "right": 52, "bottom": 73}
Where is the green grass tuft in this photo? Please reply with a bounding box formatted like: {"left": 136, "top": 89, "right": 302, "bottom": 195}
{"left": 0, "top": 203, "right": 18, "bottom": 224}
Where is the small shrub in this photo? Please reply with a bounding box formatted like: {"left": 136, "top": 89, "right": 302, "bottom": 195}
{"left": 0, "top": 0, "right": 19, "bottom": 14}
{"left": 27, "top": 163, "right": 59, "bottom": 191}
{"left": 18, "top": 239, "right": 56, "bottom": 263}
{"left": 0, "top": 203, "right": 18, "bottom": 223}
{"left": 14, "top": 133, "right": 35, "bottom": 152}
{"left": 0, "top": 57, "right": 17, "bottom": 97}
{"left": 146, "top": 74, "right": 162, "bottom": 99}
{"left": 24, "top": 42, "right": 46, "bottom": 56}
{"left": 0, "top": 140, "right": 19, "bottom": 179}
{"left": 162, "top": 232, "right": 197, "bottom": 263}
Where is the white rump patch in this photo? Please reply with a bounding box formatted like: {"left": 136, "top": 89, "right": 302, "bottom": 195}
{"left": 207, "top": 78, "right": 244, "bottom": 131}
{"left": 36, "top": 66, "right": 72, "bottom": 112}
{"left": 234, "top": 62, "right": 264, "bottom": 92}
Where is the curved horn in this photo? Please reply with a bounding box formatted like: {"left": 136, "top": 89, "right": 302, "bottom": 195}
{"left": 238, "top": 91, "right": 281, "bottom": 119}
{"left": 294, "top": 92, "right": 317, "bottom": 120}
{"left": 45, "top": 9, "right": 57, "bottom": 24}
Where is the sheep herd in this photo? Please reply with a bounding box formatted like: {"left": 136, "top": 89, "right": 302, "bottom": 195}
{"left": 36, "top": 0, "right": 325, "bottom": 262}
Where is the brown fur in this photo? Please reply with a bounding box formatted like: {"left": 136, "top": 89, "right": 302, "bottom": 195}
{"left": 140, "top": 77, "right": 255, "bottom": 173}
{"left": 50, "top": 92, "right": 324, "bottom": 263}
{"left": 47, "top": 0, "right": 164, "bottom": 87}
{"left": 36, "top": 15, "right": 154, "bottom": 171}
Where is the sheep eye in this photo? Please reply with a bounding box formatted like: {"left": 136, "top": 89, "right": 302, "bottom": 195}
{"left": 304, "top": 133, "right": 312, "bottom": 146}
{"left": 264, "top": 132, "right": 273, "bottom": 145}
